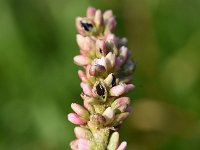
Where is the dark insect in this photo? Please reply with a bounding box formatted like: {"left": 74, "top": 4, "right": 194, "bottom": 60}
{"left": 96, "top": 83, "right": 105, "bottom": 97}
{"left": 80, "top": 21, "right": 93, "bottom": 32}
{"left": 111, "top": 74, "right": 116, "bottom": 87}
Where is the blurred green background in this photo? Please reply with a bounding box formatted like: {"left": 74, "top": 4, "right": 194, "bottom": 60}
{"left": 0, "top": 0, "right": 200, "bottom": 149}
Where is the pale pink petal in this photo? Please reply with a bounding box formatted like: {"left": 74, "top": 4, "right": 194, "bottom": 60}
{"left": 68, "top": 113, "right": 86, "bottom": 125}
{"left": 74, "top": 127, "right": 92, "bottom": 140}
{"left": 76, "top": 34, "right": 85, "bottom": 50}
{"left": 70, "top": 139, "right": 78, "bottom": 150}
{"left": 86, "top": 7, "right": 96, "bottom": 19}
{"left": 105, "top": 52, "right": 116, "bottom": 70}
{"left": 80, "top": 82, "right": 93, "bottom": 96}
{"left": 84, "top": 37, "right": 95, "bottom": 52}
{"left": 93, "top": 57, "right": 107, "bottom": 69}
{"left": 74, "top": 55, "right": 90, "bottom": 66}
{"left": 94, "top": 9, "right": 103, "bottom": 27}
{"left": 110, "top": 84, "right": 134, "bottom": 97}
{"left": 103, "top": 10, "right": 113, "bottom": 21}
{"left": 117, "top": 141, "right": 127, "bottom": 150}
{"left": 103, "top": 107, "right": 115, "bottom": 123}
{"left": 78, "top": 139, "right": 90, "bottom": 150}
{"left": 105, "top": 16, "right": 116, "bottom": 33}
{"left": 71, "top": 103, "right": 89, "bottom": 119}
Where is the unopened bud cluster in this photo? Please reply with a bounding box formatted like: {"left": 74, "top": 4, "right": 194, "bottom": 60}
{"left": 68, "top": 7, "right": 135, "bottom": 150}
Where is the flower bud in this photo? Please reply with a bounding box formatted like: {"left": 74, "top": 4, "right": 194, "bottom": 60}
{"left": 70, "top": 139, "right": 78, "bottom": 150}
{"left": 84, "top": 37, "right": 96, "bottom": 52}
{"left": 103, "top": 10, "right": 113, "bottom": 21}
{"left": 111, "top": 97, "right": 130, "bottom": 111}
{"left": 110, "top": 84, "right": 134, "bottom": 97}
{"left": 76, "top": 34, "right": 85, "bottom": 50}
{"left": 76, "top": 35, "right": 96, "bottom": 53}
{"left": 117, "top": 141, "right": 127, "bottom": 150}
{"left": 74, "top": 55, "right": 90, "bottom": 66}
{"left": 85, "top": 65, "right": 94, "bottom": 81}
{"left": 74, "top": 127, "right": 92, "bottom": 140}
{"left": 68, "top": 113, "right": 87, "bottom": 125}
{"left": 105, "top": 52, "right": 116, "bottom": 71}
{"left": 103, "top": 107, "right": 115, "bottom": 124}
{"left": 80, "top": 82, "right": 93, "bottom": 97}
{"left": 105, "top": 16, "right": 116, "bottom": 34}
{"left": 86, "top": 7, "right": 96, "bottom": 19}
{"left": 89, "top": 64, "right": 106, "bottom": 76}
{"left": 78, "top": 70, "right": 88, "bottom": 83}
{"left": 84, "top": 100, "right": 95, "bottom": 113}
{"left": 78, "top": 138, "right": 95, "bottom": 150}
{"left": 71, "top": 103, "right": 89, "bottom": 119}
{"left": 93, "top": 57, "right": 107, "bottom": 70}
{"left": 94, "top": 9, "right": 103, "bottom": 28}
{"left": 107, "top": 132, "right": 119, "bottom": 150}
{"left": 96, "top": 39, "right": 106, "bottom": 57}
{"left": 106, "top": 34, "right": 118, "bottom": 46}
{"left": 104, "top": 73, "right": 117, "bottom": 87}
{"left": 119, "top": 46, "right": 128, "bottom": 62}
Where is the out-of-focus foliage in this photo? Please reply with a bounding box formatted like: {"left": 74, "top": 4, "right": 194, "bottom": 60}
{"left": 0, "top": 0, "right": 200, "bottom": 149}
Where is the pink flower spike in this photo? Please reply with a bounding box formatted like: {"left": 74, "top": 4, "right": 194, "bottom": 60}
{"left": 110, "top": 84, "right": 135, "bottom": 97}
{"left": 68, "top": 113, "right": 87, "bottom": 125}
{"left": 117, "top": 141, "right": 127, "bottom": 150}
{"left": 69, "top": 7, "right": 136, "bottom": 149}
{"left": 80, "top": 82, "right": 93, "bottom": 96}
{"left": 74, "top": 55, "right": 90, "bottom": 66}
{"left": 86, "top": 7, "right": 96, "bottom": 19}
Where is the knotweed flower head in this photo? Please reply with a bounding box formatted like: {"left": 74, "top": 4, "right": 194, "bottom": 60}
{"left": 68, "top": 7, "right": 136, "bottom": 150}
